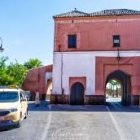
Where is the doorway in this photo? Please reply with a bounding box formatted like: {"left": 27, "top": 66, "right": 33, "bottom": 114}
{"left": 70, "top": 82, "right": 84, "bottom": 105}
{"left": 105, "top": 70, "right": 131, "bottom": 106}
{"left": 46, "top": 79, "right": 52, "bottom": 101}
{"left": 106, "top": 79, "right": 122, "bottom": 103}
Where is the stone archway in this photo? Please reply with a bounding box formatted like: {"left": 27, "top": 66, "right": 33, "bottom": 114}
{"left": 106, "top": 70, "right": 131, "bottom": 106}
{"left": 70, "top": 82, "right": 84, "bottom": 105}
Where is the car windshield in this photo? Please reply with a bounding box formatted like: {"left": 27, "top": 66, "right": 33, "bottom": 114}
{"left": 0, "top": 91, "right": 19, "bottom": 102}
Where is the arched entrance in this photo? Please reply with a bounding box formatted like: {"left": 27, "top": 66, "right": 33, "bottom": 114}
{"left": 106, "top": 79, "right": 122, "bottom": 103}
{"left": 105, "top": 70, "right": 131, "bottom": 106}
{"left": 46, "top": 79, "right": 52, "bottom": 101}
{"left": 70, "top": 82, "right": 84, "bottom": 105}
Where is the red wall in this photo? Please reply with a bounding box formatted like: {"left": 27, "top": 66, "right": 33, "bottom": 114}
{"left": 95, "top": 57, "right": 140, "bottom": 96}
{"left": 54, "top": 16, "right": 140, "bottom": 52}
{"left": 22, "top": 65, "right": 52, "bottom": 100}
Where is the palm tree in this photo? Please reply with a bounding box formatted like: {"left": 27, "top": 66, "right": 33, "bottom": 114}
{"left": 24, "top": 58, "right": 42, "bottom": 69}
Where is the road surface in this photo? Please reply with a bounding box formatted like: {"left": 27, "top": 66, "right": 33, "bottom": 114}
{"left": 0, "top": 101, "right": 140, "bottom": 140}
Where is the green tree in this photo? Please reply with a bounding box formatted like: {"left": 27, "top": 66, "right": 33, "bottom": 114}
{"left": 7, "top": 61, "right": 27, "bottom": 86}
{"left": 0, "top": 56, "right": 8, "bottom": 67}
{"left": 0, "top": 56, "right": 11, "bottom": 85}
{"left": 24, "top": 58, "right": 42, "bottom": 69}
{"left": 0, "top": 57, "right": 43, "bottom": 86}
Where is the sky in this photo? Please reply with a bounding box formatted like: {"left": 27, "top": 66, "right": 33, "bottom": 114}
{"left": 0, "top": 0, "right": 140, "bottom": 65}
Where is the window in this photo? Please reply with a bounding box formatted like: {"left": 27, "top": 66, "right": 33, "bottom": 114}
{"left": 68, "top": 35, "right": 76, "bottom": 48}
{"left": 113, "top": 35, "right": 120, "bottom": 47}
{"left": 20, "top": 92, "right": 24, "bottom": 100}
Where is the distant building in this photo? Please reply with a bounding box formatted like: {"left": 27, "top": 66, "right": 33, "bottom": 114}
{"left": 22, "top": 65, "right": 52, "bottom": 100}
{"left": 51, "top": 9, "right": 140, "bottom": 105}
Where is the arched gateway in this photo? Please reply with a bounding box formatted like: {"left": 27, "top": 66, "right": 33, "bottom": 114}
{"left": 106, "top": 70, "right": 131, "bottom": 105}
{"left": 70, "top": 82, "right": 84, "bottom": 105}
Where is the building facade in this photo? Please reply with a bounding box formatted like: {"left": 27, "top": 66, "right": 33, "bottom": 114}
{"left": 51, "top": 9, "right": 140, "bottom": 105}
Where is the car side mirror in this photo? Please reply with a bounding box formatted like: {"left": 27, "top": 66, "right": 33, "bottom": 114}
{"left": 21, "top": 98, "right": 26, "bottom": 102}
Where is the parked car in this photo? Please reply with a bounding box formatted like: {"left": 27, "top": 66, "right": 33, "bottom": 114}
{"left": 24, "top": 91, "right": 31, "bottom": 101}
{"left": 0, "top": 87, "right": 28, "bottom": 128}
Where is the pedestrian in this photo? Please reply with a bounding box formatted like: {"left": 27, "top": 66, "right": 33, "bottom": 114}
{"left": 35, "top": 89, "right": 40, "bottom": 107}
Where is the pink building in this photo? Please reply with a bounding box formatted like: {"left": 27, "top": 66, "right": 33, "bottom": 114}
{"left": 51, "top": 9, "right": 140, "bottom": 105}
{"left": 22, "top": 65, "right": 52, "bottom": 100}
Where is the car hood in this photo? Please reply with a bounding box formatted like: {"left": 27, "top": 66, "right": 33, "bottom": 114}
{"left": 0, "top": 102, "right": 19, "bottom": 110}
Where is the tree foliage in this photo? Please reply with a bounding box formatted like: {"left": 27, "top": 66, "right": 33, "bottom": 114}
{"left": 7, "top": 61, "right": 27, "bottom": 86}
{"left": 0, "top": 56, "right": 8, "bottom": 67}
{"left": 24, "top": 58, "right": 42, "bottom": 69}
{"left": 0, "top": 56, "right": 10, "bottom": 85}
{"left": 0, "top": 57, "right": 43, "bottom": 86}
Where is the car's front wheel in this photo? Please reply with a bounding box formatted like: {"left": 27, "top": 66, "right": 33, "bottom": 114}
{"left": 16, "top": 113, "right": 22, "bottom": 128}
{"left": 24, "top": 108, "right": 28, "bottom": 119}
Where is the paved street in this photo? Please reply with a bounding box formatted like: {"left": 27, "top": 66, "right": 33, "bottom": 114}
{"left": 0, "top": 101, "right": 140, "bottom": 140}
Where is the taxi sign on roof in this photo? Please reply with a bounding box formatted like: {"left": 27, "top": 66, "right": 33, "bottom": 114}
{"left": 0, "top": 85, "right": 19, "bottom": 89}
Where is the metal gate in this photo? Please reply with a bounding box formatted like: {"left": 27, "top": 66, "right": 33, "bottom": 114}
{"left": 70, "top": 82, "right": 84, "bottom": 105}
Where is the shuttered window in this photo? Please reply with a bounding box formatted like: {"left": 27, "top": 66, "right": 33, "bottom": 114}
{"left": 68, "top": 35, "right": 76, "bottom": 48}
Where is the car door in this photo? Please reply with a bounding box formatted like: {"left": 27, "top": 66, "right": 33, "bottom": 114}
{"left": 20, "top": 92, "right": 27, "bottom": 118}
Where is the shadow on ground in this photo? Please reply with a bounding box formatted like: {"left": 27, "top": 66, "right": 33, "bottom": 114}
{"left": 51, "top": 103, "right": 140, "bottom": 113}
{"left": 28, "top": 100, "right": 140, "bottom": 113}
{"left": 28, "top": 100, "right": 50, "bottom": 111}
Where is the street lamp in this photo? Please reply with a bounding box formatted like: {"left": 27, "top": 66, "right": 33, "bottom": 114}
{"left": 0, "top": 37, "right": 4, "bottom": 52}
{"left": 116, "top": 48, "right": 121, "bottom": 62}
{"left": 113, "top": 35, "right": 121, "bottom": 62}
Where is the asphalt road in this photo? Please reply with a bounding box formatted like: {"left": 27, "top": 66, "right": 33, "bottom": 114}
{"left": 0, "top": 101, "right": 140, "bottom": 140}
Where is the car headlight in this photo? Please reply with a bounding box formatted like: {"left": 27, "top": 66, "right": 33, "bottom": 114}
{"left": 10, "top": 108, "right": 18, "bottom": 112}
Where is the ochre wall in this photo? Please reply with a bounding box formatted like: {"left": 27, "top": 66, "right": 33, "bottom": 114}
{"left": 96, "top": 57, "right": 140, "bottom": 96}
{"left": 54, "top": 16, "right": 140, "bottom": 52}
{"left": 22, "top": 65, "right": 52, "bottom": 100}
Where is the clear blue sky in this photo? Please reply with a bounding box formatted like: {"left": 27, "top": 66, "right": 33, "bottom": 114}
{"left": 0, "top": 0, "right": 140, "bottom": 65}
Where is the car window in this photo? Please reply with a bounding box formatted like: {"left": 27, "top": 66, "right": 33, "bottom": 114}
{"left": 0, "top": 91, "right": 19, "bottom": 102}
{"left": 20, "top": 92, "right": 24, "bottom": 100}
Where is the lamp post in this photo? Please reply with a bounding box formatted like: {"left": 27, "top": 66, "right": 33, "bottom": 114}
{"left": 0, "top": 37, "right": 4, "bottom": 52}
{"left": 116, "top": 48, "right": 121, "bottom": 62}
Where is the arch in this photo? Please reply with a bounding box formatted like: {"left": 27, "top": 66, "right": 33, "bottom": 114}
{"left": 70, "top": 82, "right": 84, "bottom": 105}
{"left": 46, "top": 79, "right": 52, "bottom": 100}
{"left": 105, "top": 70, "right": 131, "bottom": 105}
